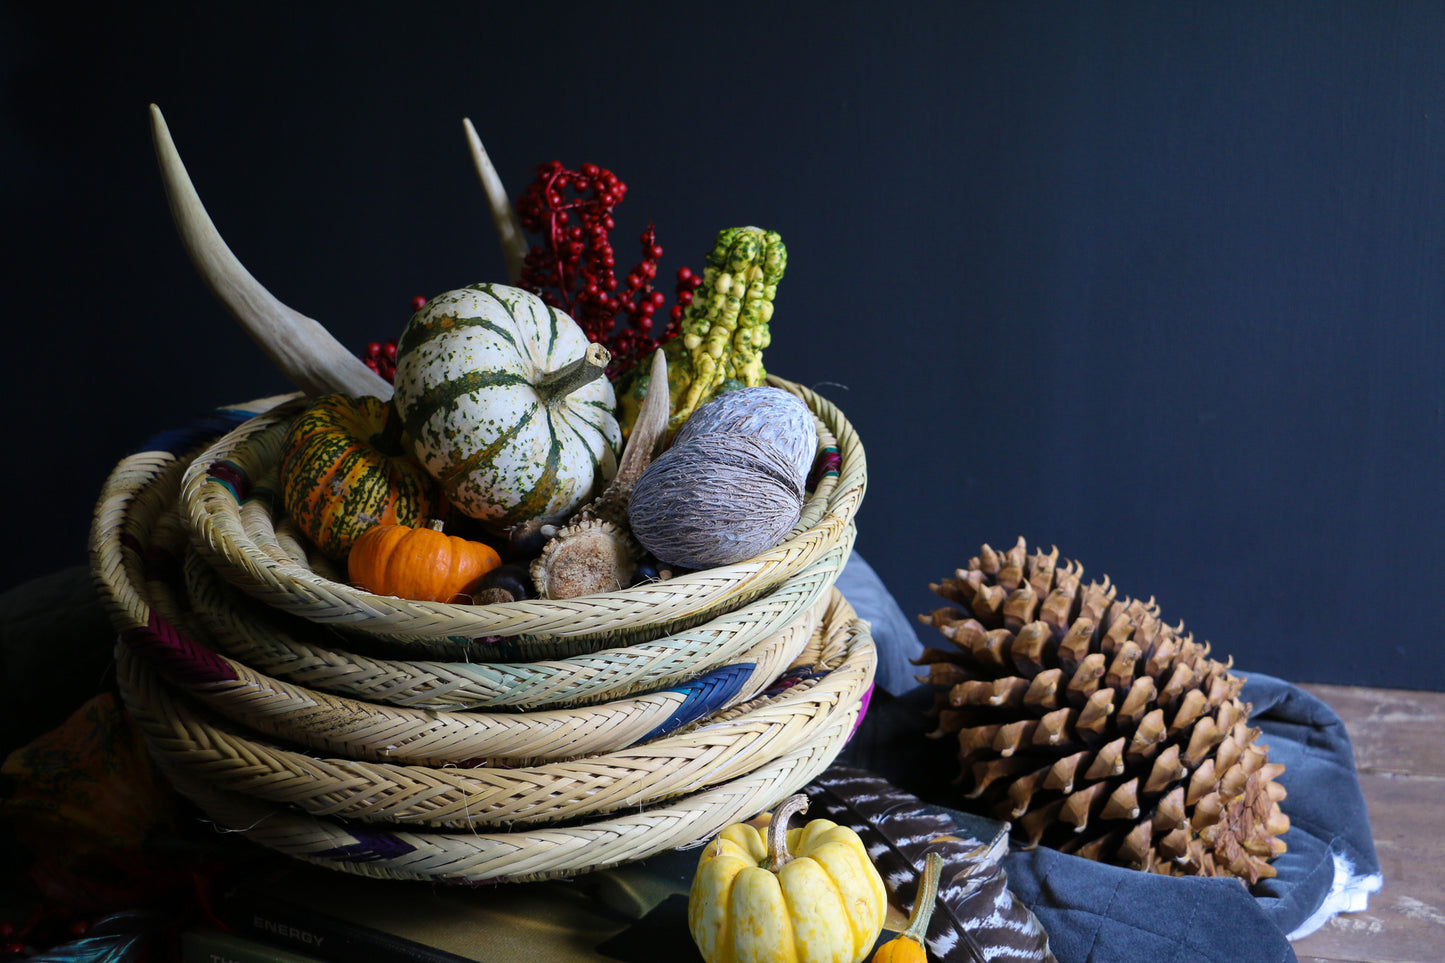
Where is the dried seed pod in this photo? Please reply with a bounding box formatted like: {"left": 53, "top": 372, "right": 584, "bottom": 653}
{"left": 531, "top": 349, "right": 670, "bottom": 599}
{"left": 918, "top": 537, "right": 1289, "bottom": 885}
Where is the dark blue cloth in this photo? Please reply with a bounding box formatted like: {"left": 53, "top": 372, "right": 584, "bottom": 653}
{"left": 838, "top": 555, "right": 1381, "bottom": 963}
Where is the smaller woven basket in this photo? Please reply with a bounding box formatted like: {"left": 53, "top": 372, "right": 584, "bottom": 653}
{"left": 178, "top": 376, "right": 864, "bottom": 648}
{"left": 179, "top": 526, "right": 854, "bottom": 711}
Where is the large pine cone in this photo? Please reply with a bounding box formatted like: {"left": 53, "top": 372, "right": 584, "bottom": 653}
{"left": 918, "top": 538, "right": 1289, "bottom": 885}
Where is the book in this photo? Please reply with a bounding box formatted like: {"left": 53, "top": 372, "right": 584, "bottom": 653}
{"left": 181, "top": 926, "right": 326, "bottom": 963}
{"left": 212, "top": 850, "right": 698, "bottom": 963}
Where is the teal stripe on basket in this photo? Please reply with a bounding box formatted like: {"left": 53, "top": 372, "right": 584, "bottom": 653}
{"left": 635, "top": 662, "right": 756, "bottom": 744}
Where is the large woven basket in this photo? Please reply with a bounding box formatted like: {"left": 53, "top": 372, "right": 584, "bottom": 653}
{"left": 90, "top": 381, "right": 870, "bottom": 883}
{"left": 178, "top": 376, "right": 864, "bottom": 649}
{"left": 117, "top": 588, "right": 872, "bottom": 831}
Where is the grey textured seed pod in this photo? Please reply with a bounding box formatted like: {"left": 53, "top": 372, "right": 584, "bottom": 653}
{"left": 672, "top": 386, "right": 818, "bottom": 484}
{"left": 628, "top": 431, "right": 805, "bottom": 570}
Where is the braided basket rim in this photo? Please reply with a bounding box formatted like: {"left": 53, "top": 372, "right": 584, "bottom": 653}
{"left": 177, "top": 376, "right": 865, "bottom": 643}
{"left": 116, "top": 590, "right": 874, "bottom": 828}
{"left": 148, "top": 699, "right": 862, "bottom": 884}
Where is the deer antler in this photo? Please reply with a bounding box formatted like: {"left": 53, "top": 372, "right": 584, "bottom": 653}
{"left": 149, "top": 104, "right": 392, "bottom": 400}
{"left": 462, "top": 117, "right": 528, "bottom": 285}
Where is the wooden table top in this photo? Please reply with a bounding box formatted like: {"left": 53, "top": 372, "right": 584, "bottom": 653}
{"left": 1291, "top": 684, "right": 1443, "bottom": 963}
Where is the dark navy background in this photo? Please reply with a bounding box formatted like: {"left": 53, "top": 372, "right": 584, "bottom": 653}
{"left": 4, "top": 2, "right": 1442, "bottom": 689}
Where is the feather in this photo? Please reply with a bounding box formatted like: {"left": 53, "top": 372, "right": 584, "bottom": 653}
{"left": 805, "top": 765, "right": 1056, "bottom": 963}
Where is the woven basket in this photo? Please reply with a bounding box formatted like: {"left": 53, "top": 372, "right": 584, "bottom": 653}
{"left": 178, "top": 376, "right": 864, "bottom": 648}
{"left": 116, "top": 588, "right": 872, "bottom": 828}
{"left": 96, "top": 446, "right": 840, "bottom": 765}
{"left": 90, "top": 379, "right": 870, "bottom": 883}
{"left": 149, "top": 700, "right": 860, "bottom": 884}
{"left": 180, "top": 529, "right": 855, "bottom": 711}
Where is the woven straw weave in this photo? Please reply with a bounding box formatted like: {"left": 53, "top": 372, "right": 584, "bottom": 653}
{"left": 180, "top": 532, "right": 853, "bottom": 710}
{"left": 148, "top": 695, "right": 862, "bottom": 884}
{"left": 178, "top": 376, "right": 863, "bottom": 646}
{"left": 116, "top": 589, "right": 872, "bottom": 828}
{"left": 106, "top": 485, "right": 822, "bottom": 767}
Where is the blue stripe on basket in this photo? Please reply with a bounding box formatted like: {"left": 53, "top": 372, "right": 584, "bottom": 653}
{"left": 313, "top": 831, "right": 417, "bottom": 863}
{"left": 634, "top": 662, "right": 757, "bottom": 744}
{"left": 131, "top": 408, "right": 255, "bottom": 456}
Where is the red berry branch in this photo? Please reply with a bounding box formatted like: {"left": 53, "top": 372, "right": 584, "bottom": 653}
{"left": 362, "top": 164, "right": 702, "bottom": 380}
{"left": 514, "top": 160, "right": 701, "bottom": 375}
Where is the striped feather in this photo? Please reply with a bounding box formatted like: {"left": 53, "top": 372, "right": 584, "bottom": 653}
{"left": 805, "top": 766, "right": 1056, "bottom": 963}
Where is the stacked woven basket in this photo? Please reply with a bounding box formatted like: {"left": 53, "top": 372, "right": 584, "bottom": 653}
{"left": 90, "top": 377, "right": 870, "bottom": 884}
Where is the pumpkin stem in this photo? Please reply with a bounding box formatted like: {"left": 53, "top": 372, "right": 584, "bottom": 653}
{"left": 763, "top": 793, "right": 810, "bottom": 873}
{"left": 898, "top": 851, "right": 943, "bottom": 948}
{"left": 534, "top": 342, "right": 611, "bottom": 405}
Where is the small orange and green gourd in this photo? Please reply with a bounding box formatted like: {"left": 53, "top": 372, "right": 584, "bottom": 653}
{"left": 279, "top": 393, "right": 441, "bottom": 560}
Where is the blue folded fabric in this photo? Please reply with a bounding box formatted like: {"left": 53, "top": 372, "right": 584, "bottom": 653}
{"left": 837, "top": 554, "right": 1382, "bottom": 963}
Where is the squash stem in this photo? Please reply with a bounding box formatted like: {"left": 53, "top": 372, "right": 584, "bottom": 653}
{"left": 535, "top": 342, "right": 611, "bottom": 405}
{"left": 763, "top": 794, "right": 810, "bottom": 873}
{"left": 898, "top": 851, "right": 943, "bottom": 947}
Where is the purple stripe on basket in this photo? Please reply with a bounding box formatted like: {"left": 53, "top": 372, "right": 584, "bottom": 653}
{"left": 207, "top": 460, "right": 251, "bottom": 502}
{"left": 849, "top": 683, "right": 874, "bottom": 740}
{"left": 762, "top": 663, "right": 827, "bottom": 697}
{"left": 635, "top": 662, "right": 756, "bottom": 744}
{"left": 806, "top": 445, "right": 842, "bottom": 489}
{"left": 121, "top": 611, "right": 239, "bottom": 686}
{"left": 312, "top": 831, "right": 417, "bottom": 863}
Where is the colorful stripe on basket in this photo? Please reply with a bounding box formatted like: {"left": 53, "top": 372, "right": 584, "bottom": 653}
{"left": 122, "top": 610, "right": 240, "bottom": 687}
{"left": 206, "top": 460, "right": 253, "bottom": 503}
{"left": 807, "top": 444, "right": 842, "bottom": 489}
{"left": 635, "top": 662, "right": 757, "bottom": 743}
{"left": 132, "top": 408, "right": 256, "bottom": 457}
{"left": 313, "top": 832, "right": 418, "bottom": 864}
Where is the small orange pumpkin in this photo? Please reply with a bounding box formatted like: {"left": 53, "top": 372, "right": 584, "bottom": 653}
{"left": 347, "top": 519, "right": 501, "bottom": 603}
{"left": 871, "top": 852, "right": 942, "bottom": 963}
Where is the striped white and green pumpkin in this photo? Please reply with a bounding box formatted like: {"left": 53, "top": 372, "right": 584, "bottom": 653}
{"left": 391, "top": 283, "right": 621, "bottom": 534}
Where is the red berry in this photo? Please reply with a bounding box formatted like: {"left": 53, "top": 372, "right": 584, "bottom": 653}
{"left": 411, "top": 296, "right": 427, "bottom": 311}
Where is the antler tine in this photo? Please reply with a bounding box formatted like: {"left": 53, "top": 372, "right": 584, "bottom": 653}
{"left": 462, "top": 117, "right": 528, "bottom": 285}
{"left": 148, "top": 104, "right": 392, "bottom": 400}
